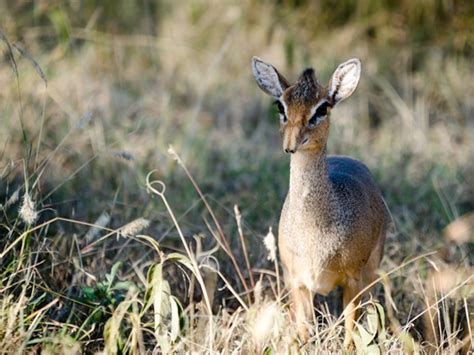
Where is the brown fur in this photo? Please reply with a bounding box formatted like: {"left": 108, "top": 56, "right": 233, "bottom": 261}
{"left": 252, "top": 57, "right": 389, "bottom": 349}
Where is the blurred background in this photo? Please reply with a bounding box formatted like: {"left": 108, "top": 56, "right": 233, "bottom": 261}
{"left": 0, "top": 0, "right": 473, "bottom": 353}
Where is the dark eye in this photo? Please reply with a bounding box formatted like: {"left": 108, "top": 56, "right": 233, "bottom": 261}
{"left": 315, "top": 101, "right": 330, "bottom": 117}
{"left": 308, "top": 101, "right": 330, "bottom": 127}
{"left": 274, "top": 100, "right": 287, "bottom": 123}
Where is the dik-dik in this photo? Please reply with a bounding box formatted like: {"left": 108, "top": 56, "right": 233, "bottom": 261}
{"left": 252, "top": 57, "right": 389, "bottom": 348}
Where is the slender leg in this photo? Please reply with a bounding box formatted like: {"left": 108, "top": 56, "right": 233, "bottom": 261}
{"left": 342, "top": 281, "right": 362, "bottom": 349}
{"left": 291, "top": 286, "right": 314, "bottom": 341}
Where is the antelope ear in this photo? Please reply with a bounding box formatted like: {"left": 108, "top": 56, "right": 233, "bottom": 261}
{"left": 328, "top": 58, "right": 361, "bottom": 104}
{"left": 252, "top": 57, "right": 289, "bottom": 98}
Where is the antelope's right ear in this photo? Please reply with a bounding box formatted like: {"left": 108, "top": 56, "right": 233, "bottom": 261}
{"left": 252, "top": 57, "right": 289, "bottom": 98}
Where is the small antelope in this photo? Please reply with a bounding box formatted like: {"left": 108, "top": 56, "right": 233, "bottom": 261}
{"left": 252, "top": 57, "right": 389, "bottom": 348}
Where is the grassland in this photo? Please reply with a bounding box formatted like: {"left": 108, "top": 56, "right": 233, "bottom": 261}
{"left": 0, "top": 1, "right": 473, "bottom": 353}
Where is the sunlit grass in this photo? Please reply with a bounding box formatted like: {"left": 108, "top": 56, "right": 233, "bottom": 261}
{"left": 1, "top": 1, "right": 473, "bottom": 353}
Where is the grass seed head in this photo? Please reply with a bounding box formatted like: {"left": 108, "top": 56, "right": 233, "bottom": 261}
{"left": 19, "top": 192, "right": 38, "bottom": 225}
{"left": 264, "top": 227, "right": 277, "bottom": 262}
{"left": 120, "top": 218, "right": 150, "bottom": 237}
{"left": 85, "top": 211, "right": 111, "bottom": 241}
{"left": 3, "top": 188, "right": 19, "bottom": 210}
{"left": 250, "top": 302, "right": 279, "bottom": 346}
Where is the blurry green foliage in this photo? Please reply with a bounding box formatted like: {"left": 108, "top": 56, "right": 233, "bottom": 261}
{"left": 1, "top": 0, "right": 164, "bottom": 37}
{"left": 272, "top": 0, "right": 473, "bottom": 54}
{"left": 48, "top": 8, "right": 71, "bottom": 48}
{"left": 1, "top": 0, "right": 472, "bottom": 56}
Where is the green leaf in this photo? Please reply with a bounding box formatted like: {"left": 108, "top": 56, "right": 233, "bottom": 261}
{"left": 103, "top": 301, "right": 129, "bottom": 354}
{"left": 352, "top": 330, "right": 364, "bottom": 350}
{"left": 82, "top": 287, "right": 97, "bottom": 302}
{"left": 399, "top": 332, "right": 415, "bottom": 353}
{"left": 374, "top": 302, "right": 386, "bottom": 330}
{"left": 156, "top": 334, "right": 171, "bottom": 354}
{"left": 378, "top": 329, "right": 387, "bottom": 343}
{"left": 112, "top": 281, "right": 136, "bottom": 291}
{"left": 355, "top": 322, "right": 376, "bottom": 346}
{"left": 366, "top": 344, "right": 381, "bottom": 355}
{"left": 167, "top": 253, "right": 205, "bottom": 281}
{"left": 170, "top": 296, "right": 181, "bottom": 342}
{"left": 143, "top": 264, "right": 162, "bottom": 314}
{"left": 143, "top": 262, "right": 171, "bottom": 335}
{"left": 106, "top": 261, "right": 123, "bottom": 286}
{"left": 166, "top": 253, "right": 194, "bottom": 270}
{"left": 367, "top": 305, "right": 380, "bottom": 335}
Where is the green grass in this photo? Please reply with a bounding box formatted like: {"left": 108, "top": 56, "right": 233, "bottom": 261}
{"left": 1, "top": 1, "right": 473, "bottom": 353}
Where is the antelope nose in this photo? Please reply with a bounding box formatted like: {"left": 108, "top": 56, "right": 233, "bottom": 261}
{"left": 285, "top": 148, "right": 295, "bottom": 154}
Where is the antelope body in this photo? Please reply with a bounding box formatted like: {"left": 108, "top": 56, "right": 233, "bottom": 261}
{"left": 252, "top": 57, "right": 389, "bottom": 348}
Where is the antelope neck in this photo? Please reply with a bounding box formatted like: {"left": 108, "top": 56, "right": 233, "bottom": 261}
{"left": 288, "top": 148, "right": 331, "bottom": 206}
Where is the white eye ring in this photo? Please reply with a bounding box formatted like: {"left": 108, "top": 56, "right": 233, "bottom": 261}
{"left": 279, "top": 113, "right": 288, "bottom": 124}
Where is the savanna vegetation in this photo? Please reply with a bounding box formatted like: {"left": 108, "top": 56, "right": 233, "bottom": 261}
{"left": 0, "top": 0, "right": 473, "bottom": 353}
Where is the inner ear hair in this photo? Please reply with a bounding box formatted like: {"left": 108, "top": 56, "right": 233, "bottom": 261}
{"left": 328, "top": 58, "right": 361, "bottom": 104}
{"left": 252, "top": 57, "right": 289, "bottom": 98}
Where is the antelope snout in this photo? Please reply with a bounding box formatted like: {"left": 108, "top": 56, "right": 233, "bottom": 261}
{"left": 283, "top": 127, "right": 299, "bottom": 154}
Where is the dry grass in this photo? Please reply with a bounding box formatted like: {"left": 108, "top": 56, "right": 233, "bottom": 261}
{"left": 1, "top": 1, "right": 473, "bottom": 353}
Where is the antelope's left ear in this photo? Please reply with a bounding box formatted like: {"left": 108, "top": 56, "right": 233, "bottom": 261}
{"left": 328, "top": 58, "right": 361, "bottom": 105}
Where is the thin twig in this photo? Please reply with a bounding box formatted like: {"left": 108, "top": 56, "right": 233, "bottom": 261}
{"left": 168, "top": 146, "right": 250, "bottom": 295}
{"left": 234, "top": 205, "right": 255, "bottom": 289}
{"left": 145, "top": 173, "right": 214, "bottom": 351}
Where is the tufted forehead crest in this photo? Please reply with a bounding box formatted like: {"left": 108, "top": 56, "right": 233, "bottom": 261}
{"left": 284, "top": 68, "right": 324, "bottom": 105}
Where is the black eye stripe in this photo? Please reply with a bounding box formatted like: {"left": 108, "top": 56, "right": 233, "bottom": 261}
{"left": 274, "top": 100, "right": 285, "bottom": 114}
{"left": 273, "top": 100, "right": 287, "bottom": 123}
